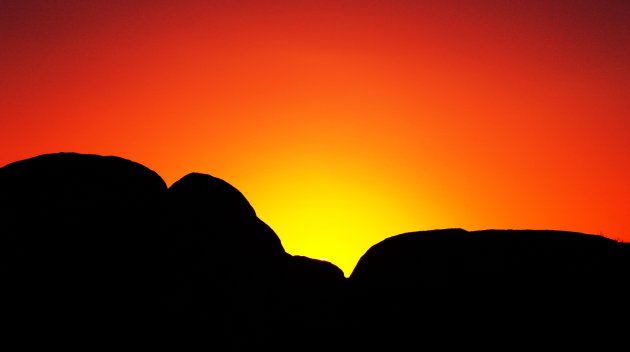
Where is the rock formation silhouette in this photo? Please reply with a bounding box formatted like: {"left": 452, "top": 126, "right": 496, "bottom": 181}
{"left": 348, "top": 229, "right": 630, "bottom": 348}
{"left": 1, "top": 153, "right": 628, "bottom": 349}
{"left": 351, "top": 228, "right": 628, "bottom": 293}
{"left": 0, "top": 153, "right": 346, "bottom": 349}
{"left": 1, "top": 153, "right": 169, "bottom": 330}
{"left": 164, "top": 171, "right": 345, "bottom": 348}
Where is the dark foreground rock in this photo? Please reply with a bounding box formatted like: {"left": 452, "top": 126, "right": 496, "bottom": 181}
{"left": 348, "top": 229, "right": 630, "bottom": 348}
{"left": 1, "top": 153, "right": 628, "bottom": 349}
{"left": 0, "top": 153, "right": 168, "bottom": 328}
{"left": 0, "top": 153, "right": 345, "bottom": 349}
{"left": 351, "top": 228, "right": 628, "bottom": 292}
{"left": 163, "top": 171, "right": 346, "bottom": 349}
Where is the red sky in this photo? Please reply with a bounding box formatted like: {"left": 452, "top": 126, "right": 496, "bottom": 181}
{"left": 1, "top": 0, "right": 629, "bottom": 274}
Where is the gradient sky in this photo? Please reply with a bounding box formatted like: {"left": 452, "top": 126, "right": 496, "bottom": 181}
{"left": 2, "top": 0, "right": 629, "bottom": 275}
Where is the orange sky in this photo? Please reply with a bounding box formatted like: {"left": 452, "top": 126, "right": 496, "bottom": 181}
{"left": 1, "top": 0, "right": 629, "bottom": 275}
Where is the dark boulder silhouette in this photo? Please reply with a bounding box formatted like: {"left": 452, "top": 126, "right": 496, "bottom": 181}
{"left": 164, "top": 171, "right": 286, "bottom": 347}
{"left": 2, "top": 152, "right": 629, "bottom": 349}
{"left": 347, "top": 229, "right": 630, "bottom": 348}
{"left": 275, "top": 255, "right": 348, "bottom": 348}
{"left": 166, "top": 172, "right": 285, "bottom": 273}
{"left": 164, "top": 172, "right": 346, "bottom": 349}
{"left": 351, "top": 228, "right": 628, "bottom": 292}
{"left": 0, "top": 152, "right": 346, "bottom": 349}
{"left": 0, "top": 153, "right": 168, "bottom": 331}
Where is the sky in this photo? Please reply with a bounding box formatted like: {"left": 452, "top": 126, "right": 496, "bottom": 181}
{"left": 1, "top": 0, "right": 629, "bottom": 275}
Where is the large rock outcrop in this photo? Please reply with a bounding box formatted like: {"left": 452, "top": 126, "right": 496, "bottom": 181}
{"left": 347, "top": 229, "right": 630, "bottom": 348}
{"left": 351, "top": 228, "right": 628, "bottom": 292}
{"left": 2, "top": 152, "right": 628, "bottom": 349}
{"left": 0, "top": 152, "right": 346, "bottom": 349}
{"left": 0, "top": 153, "right": 169, "bottom": 329}
{"left": 164, "top": 171, "right": 346, "bottom": 349}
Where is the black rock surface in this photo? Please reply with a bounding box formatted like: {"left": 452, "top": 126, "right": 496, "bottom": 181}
{"left": 0, "top": 152, "right": 346, "bottom": 349}
{"left": 2, "top": 153, "right": 628, "bottom": 349}
{"left": 348, "top": 228, "right": 630, "bottom": 348}
{"left": 0, "top": 153, "right": 168, "bottom": 326}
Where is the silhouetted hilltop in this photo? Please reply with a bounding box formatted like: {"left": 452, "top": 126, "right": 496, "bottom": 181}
{"left": 0, "top": 152, "right": 345, "bottom": 348}
{"left": 351, "top": 228, "right": 628, "bottom": 292}
{"left": 1, "top": 153, "right": 168, "bottom": 327}
{"left": 164, "top": 171, "right": 345, "bottom": 349}
{"left": 1, "top": 153, "right": 628, "bottom": 349}
{"left": 347, "top": 228, "right": 629, "bottom": 348}
{"left": 167, "top": 171, "right": 284, "bottom": 261}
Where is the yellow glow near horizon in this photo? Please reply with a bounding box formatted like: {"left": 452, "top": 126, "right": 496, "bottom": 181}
{"left": 235, "top": 148, "right": 424, "bottom": 276}
{"left": 4, "top": 1, "right": 629, "bottom": 277}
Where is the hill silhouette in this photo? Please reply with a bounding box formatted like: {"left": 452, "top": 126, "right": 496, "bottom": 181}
{"left": 347, "top": 228, "right": 629, "bottom": 348}
{"left": 1, "top": 152, "right": 628, "bottom": 349}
